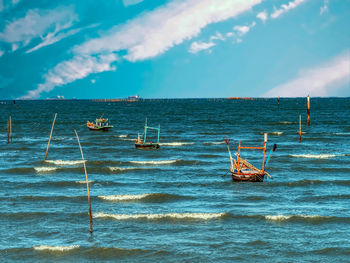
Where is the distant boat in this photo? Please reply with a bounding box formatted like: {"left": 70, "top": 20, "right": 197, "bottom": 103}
{"left": 225, "top": 134, "right": 276, "bottom": 182}
{"left": 227, "top": 97, "right": 253, "bottom": 100}
{"left": 135, "top": 118, "right": 160, "bottom": 149}
{"left": 87, "top": 118, "right": 113, "bottom": 131}
{"left": 128, "top": 95, "right": 140, "bottom": 100}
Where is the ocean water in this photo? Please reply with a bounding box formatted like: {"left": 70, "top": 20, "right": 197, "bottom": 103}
{"left": 0, "top": 98, "right": 349, "bottom": 262}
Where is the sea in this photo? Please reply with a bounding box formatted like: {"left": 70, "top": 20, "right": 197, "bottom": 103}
{"left": 0, "top": 98, "right": 349, "bottom": 262}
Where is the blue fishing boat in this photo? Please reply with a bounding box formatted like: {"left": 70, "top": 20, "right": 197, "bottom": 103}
{"left": 135, "top": 119, "right": 160, "bottom": 149}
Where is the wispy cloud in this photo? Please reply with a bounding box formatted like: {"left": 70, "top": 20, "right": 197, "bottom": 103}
{"left": 25, "top": 24, "right": 98, "bottom": 54}
{"left": 256, "top": 10, "right": 268, "bottom": 23}
{"left": 265, "top": 51, "right": 350, "bottom": 97}
{"left": 234, "top": 21, "right": 256, "bottom": 36}
{"left": 0, "top": 6, "right": 77, "bottom": 51}
{"left": 0, "top": 0, "right": 21, "bottom": 12}
{"left": 23, "top": 0, "right": 262, "bottom": 98}
{"left": 189, "top": 41, "right": 216, "bottom": 54}
{"left": 320, "top": 0, "right": 328, "bottom": 15}
{"left": 189, "top": 32, "right": 225, "bottom": 54}
{"left": 123, "top": 0, "right": 144, "bottom": 7}
{"left": 271, "top": 0, "right": 306, "bottom": 19}
{"left": 20, "top": 54, "right": 117, "bottom": 99}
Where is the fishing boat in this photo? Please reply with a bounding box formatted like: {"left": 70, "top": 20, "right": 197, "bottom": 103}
{"left": 87, "top": 118, "right": 113, "bottom": 131}
{"left": 225, "top": 134, "right": 276, "bottom": 182}
{"left": 135, "top": 119, "right": 160, "bottom": 149}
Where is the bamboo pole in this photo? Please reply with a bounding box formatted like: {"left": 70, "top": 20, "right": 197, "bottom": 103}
{"left": 74, "top": 129, "right": 93, "bottom": 234}
{"left": 262, "top": 133, "right": 267, "bottom": 173}
{"left": 299, "top": 114, "right": 302, "bottom": 143}
{"left": 10, "top": 116, "right": 12, "bottom": 144}
{"left": 6, "top": 118, "right": 9, "bottom": 144}
{"left": 307, "top": 95, "right": 310, "bottom": 126}
{"left": 44, "top": 113, "right": 57, "bottom": 161}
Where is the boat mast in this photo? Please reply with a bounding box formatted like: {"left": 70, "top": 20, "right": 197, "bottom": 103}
{"left": 143, "top": 118, "right": 147, "bottom": 143}
{"left": 261, "top": 133, "right": 267, "bottom": 173}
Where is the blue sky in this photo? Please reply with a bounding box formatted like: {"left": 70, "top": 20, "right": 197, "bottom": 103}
{"left": 0, "top": 0, "right": 349, "bottom": 99}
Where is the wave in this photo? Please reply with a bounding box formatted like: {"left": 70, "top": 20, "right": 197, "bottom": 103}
{"left": 34, "top": 167, "right": 57, "bottom": 173}
{"left": 45, "top": 160, "right": 86, "bottom": 165}
{"left": 290, "top": 154, "right": 344, "bottom": 159}
{"left": 129, "top": 159, "right": 178, "bottom": 165}
{"left": 270, "top": 179, "right": 350, "bottom": 187}
{"left": 75, "top": 180, "right": 95, "bottom": 184}
{"left": 34, "top": 245, "right": 79, "bottom": 252}
{"left": 118, "top": 135, "right": 128, "bottom": 138}
{"left": 98, "top": 193, "right": 189, "bottom": 202}
{"left": 94, "top": 212, "right": 228, "bottom": 221}
{"left": 269, "top": 131, "right": 283, "bottom": 136}
{"left": 160, "top": 142, "right": 194, "bottom": 146}
{"left": 120, "top": 138, "right": 136, "bottom": 141}
{"left": 264, "top": 214, "right": 345, "bottom": 223}
{"left": 334, "top": 132, "right": 350, "bottom": 135}
{"left": 108, "top": 167, "right": 147, "bottom": 172}
{"left": 203, "top": 141, "right": 225, "bottom": 145}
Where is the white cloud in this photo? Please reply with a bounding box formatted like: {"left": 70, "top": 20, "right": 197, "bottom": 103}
{"left": 271, "top": 0, "right": 306, "bottom": 19}
{"left": 123, "top": 0, "right": 144, "bottom": 7}
{"left": 24, "top": 0, "right": 262, "bottom": 98}
{"left": 0, "top": 49, "right": 3, "bottom": 57}
{"left": 256, "top": 10, "right": 268, "bottom": 23}
{"left": 265, "top": 52, "right": 350, "bottom": 97}
{"left": 25, "top": 24, "right": 98, "bottom": 54}
{"left": 189, "top": 41, "right": 215, "bottom": 54}
{"left": 0, "top": 0, "right": 21, "bottom": 12}
{"left": 210, "top": 32, "right": 225, "bottom": 41}
{"left": 320, "top": 0, "right": 328, "bottom": 15}
{"left": 0, "top": 6, "right": 77, "bottom": 50}
{"left": 233, "top": 21, "right": 256, "bottom": 36}
{"left": 20, "top": 54, "right": 117, "bottom": 99}
{"left": 226, "top": 32, "right": 234, "bottom": 38}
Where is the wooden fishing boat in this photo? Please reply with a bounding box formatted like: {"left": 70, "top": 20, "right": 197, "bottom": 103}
{"left": 135, "top": 119, "right": 160, "bottom": 149}
{"left": 225, "top": 134, "right": 276, "bottom": 182}
{"left": 87, "top": 118, "right": 113, "bottom": 131}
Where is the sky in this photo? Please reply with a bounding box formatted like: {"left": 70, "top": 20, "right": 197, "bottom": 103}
{"left": 0, "top": 0, "right": 349, "bottom": 99}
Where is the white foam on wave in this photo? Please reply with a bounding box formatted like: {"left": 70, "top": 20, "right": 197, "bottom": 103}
{"left": 160, "top": 142, "right": 194, "bottom": 146}
{"left": 35, "top": 167, "right": 57, "bottom": 173}
{"left": 118, "top": 135, "right": 128, "bottom": 138}
{"left": 265, "top": 214, "right": 323, "bottom": 221}
{"left": 290, "top": 154, "right": 342, "bottom": 159}
{"left": 129, "top": 160, "right": 178, "bottom": 165}
{"left": 99, "top": 194, "right": 150, "bottom": 201}
{"left": 34, "top": 245, "right": 79, "bottom": 251}
{"left": 94, "top": 212, "right": 226, "bottom": 220}
{"left": 335, "top": 132, "right": 350, "bottom": 135}
{"left": 120, "top": 138, "right": 136, "bottom": 141}
{"left": 204, "top": 141, "right": 225, "bottom": 145}
{"left": 269, "top": 131, "right": 283, "bottom": 136}
{"left": 45, "top": 160, "right": 86, "bottom": 165}
{"left": 75, "top": 180, "right": 95, "bottom": 184}
{"left": 108, "top": 167, "right": 144, "bottom": 171}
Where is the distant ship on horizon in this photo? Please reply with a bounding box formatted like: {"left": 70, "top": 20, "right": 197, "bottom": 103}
{"left": 128, "top": 95, "right": 140, "bottom": 100}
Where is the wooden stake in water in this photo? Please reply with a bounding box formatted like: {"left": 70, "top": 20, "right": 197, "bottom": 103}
{"left": 307, "top": 95, "right": 310, "bottom": 126}
{"left": 6, "top": 118, "right": 9, "bottom": 144}
{"left": 299, "top": 114, "right": 302, "bottom": 143}
{"left": 9, "top": 116, "right": 12, "bottom": 144}
{"left": 74, "top": 129, "right": 93, "bottom": 234}
{"left": 44, "top": 113, "right": 57, "bottom": 161}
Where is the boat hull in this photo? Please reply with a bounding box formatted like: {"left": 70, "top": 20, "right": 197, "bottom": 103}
{"left": 135, "top": 143, "right": 160, "bottom": 149}
{"left": 88, "top": 126, "right": 113, "bottom": 131}
{"left": 231, "top": 172, "right": 265, "bottom": 182}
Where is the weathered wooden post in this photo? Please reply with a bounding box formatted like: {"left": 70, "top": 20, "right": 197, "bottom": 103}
{"left": 44, "top": 113, "right": 57, "bottom": 161}
{"left": 307, "top": 95, "right": 310, "bottom": 126}
{"left": 10, "top": 116, "right": 12, "bottom": 144}
{"left": 6, "top": 118, "right": 9, "bottom": 144}
{"left": 74, "top": 129, "right": 93, "bottom": 234}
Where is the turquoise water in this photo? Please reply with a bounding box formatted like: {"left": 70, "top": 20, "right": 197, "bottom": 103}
{"left": 0, "top": 98, "right": 349, "bottom": 262}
